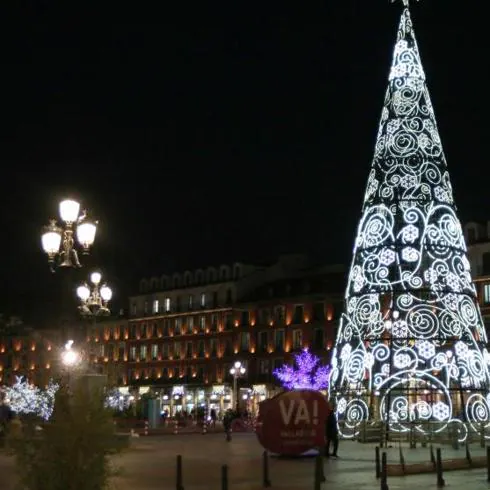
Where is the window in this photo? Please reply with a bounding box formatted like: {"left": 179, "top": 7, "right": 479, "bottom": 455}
{"left": 198, "top": 340, "right": 205, "bottom": 358}
{"left": 240, "top": 332, "right": 250, "bottom": 352}
{"left": 199, "top": 315, "right": 206, "bottom": 333}
{"left": 240, "top": 311, "right": 250, "bottom": 326}
{"left": 151, "top": 344, "right": 158, "bottom": 361}
{"left": 226, "top": 289, "right": 232, "bottom": 304}
{"left": 211, "top": 314, "right": 218, "bottom": 331}
{"left": 118, "top": 342, "right": 125, "bottom": 360}
{"left": 224, "top": 338, "right": 233, "bottom": 356}
{"left": 275, "top": 330, "right": 284, "bottom": 352}
{"left": 188, "top": 316, "right": 195, "bottom": 331}
{"left": 484, "top": 284, "right": 490, "bottom": 304}
{"left": 129, "top": 346, "right": 136, "bottom": 361}
{"left": 144, "top": 301, "right": 148, "bottom": 314}
{"left": 131, "top": 303, "right": 137, "bottom": 315}
{"left": 224, "top": 313, "right": 233, "bottom": 331}
{"left": 162, "top": 367, "right": 169, "bottom": 378}
{"left": 293, "top": 329, "right": 303, "bottom": 350}
{"left": 212, "top": 291, "right": 218, "bottom": 307}
{"left": 312, "top": 302, "right": 325, "bottom": 321}
{"left": 174, "top": 318, "right": 182, "bottom": 335}
{"left": 293, "top": 305, "right": 304, "bottom": 324}
{"left": 153, "top": 299, "right": 159, "bottom": 314}
{"left": 174, "top": 342, "right": 181, "bottom": 359}
{"left": 162, "top": 344, "right": 169, "bottom": 359}
{"left": 175, "top": 296, "right": 181, "bottom": 312}
{"left": 163, "top": 319, "right": 170, "bottom": 337}
{"left": 274, "top": 306, "right": 285, "bottom": 323}
{"left": 467, "top": 227, "right": 476, "bottom": 244}
{"left": 164, "top": 297, "right": 171, "bottom": 312}
{"left": 197, "top": 366, "right": 204, "bottom": 379}
{"left": 200, "top": 293, "right": 206, "bottom": 307}
{"left": 188, "top": 295, "right": 194, "bottom": 310}
{"left": 314, "top": 328, "right": 324, "bottom": 350}
{"left": 259, "top": 360, "right": 270, "bottom": 375}
{"left": 146, "top": 323, "right": 155, "bottom": 338}
{"left": 186, "top": 342, "right": 193, "bottom": 358}
{"left": 483, "top": 254, "right": 490, "bottom": 276}
{"left": 259, "top": 308, "right": 271, "bottom": 325}
{"left": 210, "top": 339, "right": 217, "bottom": 357}
{"left": 140, "top": 345, "right": 147, "bottom": 361}
{"left": 258, "top": 331, "right": 268, "bottom": 353}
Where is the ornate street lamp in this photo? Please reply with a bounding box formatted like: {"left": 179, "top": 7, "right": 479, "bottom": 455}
{"left": 41, "top": 199, "right": 97, "bottom": 271}
{"left": 230, "top": 361, "right": 246, "bottom": 412}
{"left": 76, "top": 272, "right": 112, "bottom": 317}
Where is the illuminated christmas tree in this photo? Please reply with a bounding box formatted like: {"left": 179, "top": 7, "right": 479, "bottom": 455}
{"left": 274, "top": 349, "right": 331, "bottom": 391}
{"left": 329, "top": 1, "right": 490, "bottom": 441}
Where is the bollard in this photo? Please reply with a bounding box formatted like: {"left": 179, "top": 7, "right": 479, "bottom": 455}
{"left": 399, "top": 445, "right": 405, "bottom": 473}
{"left": 317, "top": 447, "right": 326, "bottom": 482}
{"left": 202, "top": 421, "right": 207, "bottom": 435}
{"left": 375, "top": 446, "right": 381, "bottom": 479}
{"left": 465, "top": 443, "right": 472, "bottom": 466}
{"left": 481, "top": 423, "right": 486, "bottom": 449}
{"left": 313, "top": 454, "right": 323, "bottom": 490}
{"left": 174, "top": 420, "right": 178, "bottom": 435}
{"left": 409, "top": 424, "right": 416, "bottom": 449}
{"left": 176, "top": 454, "right": 184, "bottom": 490}
{"left": 262, "top": 450, "right": 271, "bottom": 488}
{"left": 221, "top": 464, "right": 228, "bottom": 490}
{"left": 226, "top": 429, "right": 232, "bottom": 442}
{"left": 144, "top": 420, "right": 149, "bottom": 436}
{"left": 487, "top": 447, "right": 490, "bottom": 483}
{"left": 436, "top": 448, "right": 445, "bottom": 488}
{"left": 380, "top": 451, "right": 388, "bottom": 490}
{"left": 430, "top": 444, "right": 436, "bottom": 468}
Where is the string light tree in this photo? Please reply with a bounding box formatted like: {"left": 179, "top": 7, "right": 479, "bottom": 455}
{"left": 329, "top": 0, "right": 490, "bottom": 444}
{"left": 274, "top": 349, "right": 331, "bottom": 392}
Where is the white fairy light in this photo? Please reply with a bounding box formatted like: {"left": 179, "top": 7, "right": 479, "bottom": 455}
{"left": 2, "top": 376, "right": 59, "bottom": 421}
{"left": 329, "top": 6, "right": 490, "bottom": 441}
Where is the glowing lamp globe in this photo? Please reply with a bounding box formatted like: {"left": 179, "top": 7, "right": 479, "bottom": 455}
{"left": 76, "top": 221, "right": 97, "bottom": 250}
{"left": 76, "top": 284, "right": 90, "bottom": 301}
{"left": 230, "top": 367, "right": 236, "bottom": 375}
{"left": 62, "top": 349, "right": 79, "bottom": 366}
{"left": 100, "top": 285, "right": 112, "bottom": 302}
{"left": 41, "top": 224, "right": 62, "bottom": 256}
{"left": 234, "top": 361, "right": 242, "bottom": 369}
{"left": 59, "top": 199, "right": 80, "bottom": 224}
{"left": 90, "top": 272, "right": 102, "bottom": 285}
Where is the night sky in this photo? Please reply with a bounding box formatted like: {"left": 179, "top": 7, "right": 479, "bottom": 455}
{"left": 0, "top": 1, "right": 487, "bottom": 323}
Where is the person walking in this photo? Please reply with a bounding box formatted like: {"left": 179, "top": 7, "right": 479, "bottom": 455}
{"left": 325, "top": 409, "right": 339, "bottom": 458}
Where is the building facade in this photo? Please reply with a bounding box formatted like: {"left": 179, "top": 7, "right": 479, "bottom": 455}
{"left": 0, "top": 317, "right": 64, "bottom": 388}
{"left": 87, "top": 255, "right": 345, "bottom": 416}
{"left": 464, "top": 221, "right": 490, "bottom": 334}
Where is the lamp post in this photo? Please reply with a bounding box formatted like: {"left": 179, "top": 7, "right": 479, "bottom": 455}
{"left": 76, "top": 272, "right": 112, "bottom": 318}
{"left": 230, "top": 361, "right": 246, "bottom": 413}
{"left": 41, "top": 199, "right": 97, "bottom": 271}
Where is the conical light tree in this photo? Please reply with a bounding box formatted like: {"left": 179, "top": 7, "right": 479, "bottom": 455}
{"left": 329, "top": 2, "right": 490, "bottom": 442}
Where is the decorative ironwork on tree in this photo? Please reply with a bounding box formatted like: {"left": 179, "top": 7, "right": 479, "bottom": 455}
{"left": 274, "top": 349, "right": 331, "bottom": 391}
{"left": 329, "top": 5, "right": 490, "bottom": 441}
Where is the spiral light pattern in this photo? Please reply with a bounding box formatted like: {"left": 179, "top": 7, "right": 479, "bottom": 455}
{"left": 329, "top": 6, "right": 490, "bottom": 440}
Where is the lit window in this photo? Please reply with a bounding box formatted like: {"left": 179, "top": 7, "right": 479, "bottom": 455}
{"left": 164, "top": 297, "right": 171, "bottom": 312}
{"left": 200, "top": 293, "right": 206, "bottom": 307}
{"left": 484, "top": 284, "right": 490, "bottom": 303}
{"left": 153, "top": 299, "right": 159, "bottom": 313}
{"left": 188, "top": 295, "right": 194, "bottom": 309}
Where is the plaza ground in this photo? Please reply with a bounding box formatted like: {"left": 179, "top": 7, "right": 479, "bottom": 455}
{"left": 2, "top": 433, "right": 490, "bottom": 489}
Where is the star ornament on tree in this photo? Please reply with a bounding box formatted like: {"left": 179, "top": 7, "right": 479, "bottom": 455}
{"left": 273, "top": 349, "right": 331, "bottom": 391}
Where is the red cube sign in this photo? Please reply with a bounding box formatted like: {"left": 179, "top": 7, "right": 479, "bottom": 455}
{"left": 255, "top": 390, "right": 330, "bottom": 455}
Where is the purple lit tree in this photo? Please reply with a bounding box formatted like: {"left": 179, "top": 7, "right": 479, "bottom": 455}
{"left": 273, "top": 349, "right": 331, "bottom": 391}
